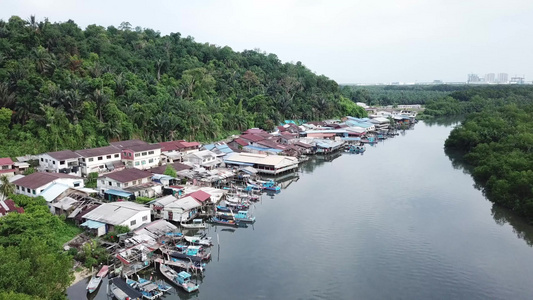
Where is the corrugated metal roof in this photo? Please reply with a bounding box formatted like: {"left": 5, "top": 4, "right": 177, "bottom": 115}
{"left": 243, "top": 145, "right": 283, "bottom": 153}
{"left": 152, "top": 195, "right": 179, "bottom": 206}
{"left": 44, "top": 150, "right": 81, "bottom": 160}
{"left": 105, "top": 189, "right": 132, "bottom": 198}
{"left": 189, "top": 190, "right": 211, "bottom": 202}
{"left": 0, "top": 157, "right": 13, "bottom": 165}
{"left": 82, "top": 201, "right": 149, "bottom": 225}
{"left": 81, "top": 220, "right": 106, "bottom": 229}
{"left": 75, "top": 146, "right": 121, "bottom": 158}
{"left": 165, "top": 196, "right": 201, "bottom": 210}
{"left": 101, "top": 168, "right": 152, "bottom": 183}
{"left": 39, "top": 183, "right": 70, "bottom": 202}
{"left": 13, "top": 173, "right": 82, "bottom": 190}
{"left": 225, "top": 153, "right": 298, "bottom": 167}
{"left": 51, "top": 196, "right": 78, "bottom": 210}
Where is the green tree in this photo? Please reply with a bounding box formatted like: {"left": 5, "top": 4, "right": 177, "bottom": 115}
{"left": 164, "top": 164, "right": 177, "bottom": 177}
{"left": 0, "top": 175, "right": 14, "bottom": 201}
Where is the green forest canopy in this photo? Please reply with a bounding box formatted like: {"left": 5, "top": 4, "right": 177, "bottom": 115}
{"left": 0, "top": 15, "right": 366, "bottom": 158}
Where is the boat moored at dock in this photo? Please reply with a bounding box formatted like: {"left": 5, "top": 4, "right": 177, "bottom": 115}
{"left": 159, "top": 263, "right": 199, "bottom": 293}
{"left": 87, "top": 265, "right": 109, "bottom": 294}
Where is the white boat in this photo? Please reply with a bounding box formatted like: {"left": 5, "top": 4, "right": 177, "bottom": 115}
{"left": 180, "top": 218, "right": 207, "bottom": 229}
{"left": 86, "top": 265, "right": 109, "bottom": 293}
{"left": 184, "top": 235, "right": 213, "bottom": 247}
{"left": 159, "top": 263, "right": 199, "bottom": 293}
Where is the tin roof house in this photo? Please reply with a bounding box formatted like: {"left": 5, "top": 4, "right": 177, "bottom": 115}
{"left": 81, "top": 201, "right": 151, "bottom": 236}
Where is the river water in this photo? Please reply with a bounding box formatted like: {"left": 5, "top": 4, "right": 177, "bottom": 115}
{"left": 68, "top": 120, "right": 533, "bottom": 300}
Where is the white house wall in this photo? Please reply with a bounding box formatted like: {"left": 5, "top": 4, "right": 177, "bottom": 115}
{"left": 80, "top": 153, "right": 121, "bottom": 176}
{"left": 120, "top": 211, "right": 151, "bottom": 230}
{"left": 39, "top": 154, "right": 80, "bottom": 176}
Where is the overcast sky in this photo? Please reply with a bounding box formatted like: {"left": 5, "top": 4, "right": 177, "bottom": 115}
{"left": 2, "top": 0, "right": 532, "bottom": 84}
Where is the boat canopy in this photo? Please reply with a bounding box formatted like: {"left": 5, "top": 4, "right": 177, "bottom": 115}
{"left": 178, "top": 271, "right": 191, "bottom": 279}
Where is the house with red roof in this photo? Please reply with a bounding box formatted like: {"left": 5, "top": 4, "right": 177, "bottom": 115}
{"left": 12, "top": 172, "right": 84, "bottom": 197}
{"left": 228, "top": 138, "right": 249, "bottom": 150}
{"left": 279, "top": 132, "right": 299, "bottom": 144}
{"left": 75, "top": 146, "right": 123, "bottom": 177}
{"left": 0, "top": 158, "right": 15, "bottom": 177}
{"left": 97, "top": 168, "right": 161, "bottom": 199}
{"left": 38, "top": 150, "right": 81, "bottom": 176}
{"left": 111, "top": 141, "right": 162, "bottom": 170}
{"left": 0, "top": 199, "right": 24, "bottom": 217}
{"left": 188, "top": 190, "right": 211, "bottom": 204}
{"left": 240, "top": 133, "right": 266, "bottom": 145}
{"left": 175, "top": 141, "right": 201, "bottom": 153}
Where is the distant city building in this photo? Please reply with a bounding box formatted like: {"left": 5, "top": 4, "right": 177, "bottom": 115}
{"left": 497, "top": 73, "right": 509, "bottom": 83}
{"left": 467, "top": 74, "right": 480, "bottom": 83}
{"left": 510, "top": 76, "right": 525, "bottom": 84}
{"left": 484, "top": 73, "right": 496, "bottom": 83}
{"left": 433, "top": 80, "right": 443, "bottom": 84}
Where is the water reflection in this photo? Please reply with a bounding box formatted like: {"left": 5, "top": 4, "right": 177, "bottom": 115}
{"left": 492, "top": 205, "right": 533, "bottom": 246}
{"left": 423, "top": 115, "right": 465, "bottom": 127}
{"left": 444, "top": 141, "right": 533, "bottom": 246}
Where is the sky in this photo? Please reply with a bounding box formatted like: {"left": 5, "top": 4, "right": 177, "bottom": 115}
{"left": 2, "top": 0, "right": 532, "bottom": 84}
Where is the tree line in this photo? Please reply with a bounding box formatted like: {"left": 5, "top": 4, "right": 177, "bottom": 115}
{"left": 442, "top": 86, "right": 533, "bottom": 222}
{"left": 0, "top": 16, "right": 366, "bottom": 158}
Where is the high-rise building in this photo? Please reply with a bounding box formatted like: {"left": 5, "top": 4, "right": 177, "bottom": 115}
{"left": 485, "top": 73, "right": 496, "bottom": 83}
{"left": 497, "top": 73, "right": 508, "bottom": 83}
{"left": 510, "top": 76, "right": 525, "bottom": 84}
{"left": 467, "top": 74, "right": 480, "bottom": 83}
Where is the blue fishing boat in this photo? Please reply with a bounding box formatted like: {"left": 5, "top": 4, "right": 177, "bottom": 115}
{"left": 137, "top": 276, "right": 172, "bottom": 293}
{"left": 217, "top": 210, "right": 256, "bottom": 223}
{"left": 159, "top": 263, "right": 199, "bottom": 293}
{"left": 261, "top": 179, "right": 281, "bottom": 192}
{"left": 126, "top": 277, "right": 163, "bottom": 299}
{"left": 348, "top": 144, "right": 365, "bottom": 154}
{"left": 171, "top": 245, "right": 211, "bottom": 262}
{"left": 209, "top": 216, "right": 240, "bottom": 227}
{"left": 216, "top": 205, "right": 232, "bottom": 212}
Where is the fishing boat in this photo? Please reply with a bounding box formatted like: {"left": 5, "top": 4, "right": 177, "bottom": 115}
{"left": 138, "top": 276, "right": 172, "bottom": 293}
{"left": 261, "top": 179, "right": 281, "bottom": 192}
{"left": 126, "top": 276, "right": 163, "bottom": 299}
{"left": 87, "top": 265, "right": 109, "bottom": 293}
{"left": 156, "top": 254, "right": 206, "bottom": 274}
{"left": 216, "top": 205, "right": 232, "bottom": 212}
{"left": 184, "top": 235, "right": 213, "bottom": 247}
{"left": 217, "top": 210, "right": 256, "bottom": 223}
{"left": 180, "top": 218, "right": 207, "bottom": 229}
{"left": 159, "top": 263, "right": 199, "bottom": 293}
{"left": 348, "top": 144, "right": 365, "bottom": 154}
{"left": 109, "top": 277, "right": 143, "bottom": 300}
{"left": 209, "top": 216, "right": 240, "bottom": 227}
{"left": 225, "top": 201, "right": 249, "bottom": 210}
{"left": 171, "top": 245, "right": 211, "bottom": 262}
{"left": 225, "top": 194, "right": 249, "bottom": 204}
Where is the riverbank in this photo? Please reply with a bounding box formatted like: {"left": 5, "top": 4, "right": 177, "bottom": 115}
{"left": 71, "top": 267, "right": 92, "bottom": 287}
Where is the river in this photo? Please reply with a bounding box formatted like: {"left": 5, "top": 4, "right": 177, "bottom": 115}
{"left": 68, "top": 120, "right": 533, "bottom": 300}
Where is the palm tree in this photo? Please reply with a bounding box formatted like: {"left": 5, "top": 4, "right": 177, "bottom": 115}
{"left": 32, "top": 46, "right": 51, "bottom": 74}
{"left": 0, "top": 175, "right": 15, "bottom": 201}
{"left": 0, "top": 83, "right": 16, "bottom": 109}
{"left": 90, "top": 89, "right": 109, "bottom": 122}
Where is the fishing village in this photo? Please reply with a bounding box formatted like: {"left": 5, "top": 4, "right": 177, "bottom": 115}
{"left": 1, "top": 107, "right": 418, "bottom": 300}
